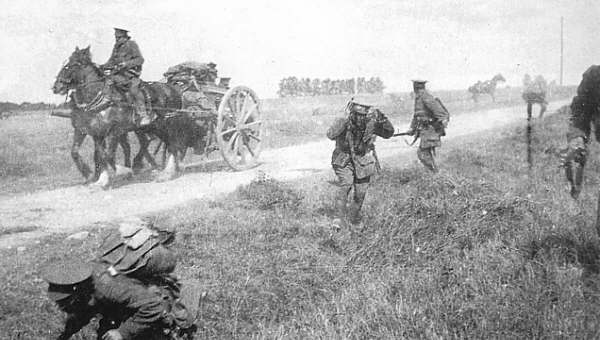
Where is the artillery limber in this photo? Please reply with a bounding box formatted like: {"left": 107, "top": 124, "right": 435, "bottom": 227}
{"left": 161, "top": 61, "right": 263, "bottom": 171}
{"left": 52, "top": 60, "right": 263, "bottom": 178}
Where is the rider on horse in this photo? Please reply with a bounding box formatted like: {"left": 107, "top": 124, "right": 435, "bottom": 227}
{"left": 99, "top": 28, "right": 152, "bottom": 126}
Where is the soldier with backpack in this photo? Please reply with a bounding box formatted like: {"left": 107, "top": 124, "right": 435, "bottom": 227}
{"left": 405, "top": 80, "right": 449, "bottom": 173}
{"left": 42, "top": 217, "right": 197, "bottom": 339}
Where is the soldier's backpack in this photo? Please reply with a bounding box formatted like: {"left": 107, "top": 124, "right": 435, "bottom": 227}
{"left": 98, "top": 218, "right": 177, "bottom": 280}
{"left": 435, "top": 97, "right": 450, "bottom": 136}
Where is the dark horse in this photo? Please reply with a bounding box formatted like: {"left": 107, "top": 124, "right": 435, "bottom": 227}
{"left": 53, "top": 46, "right": 206, "bottom": 189}
{"left": 468, "top": 74, "right": 506, "bottom": 102}
{"left": 52, "top": 46, "right": 158, "bottom": 185}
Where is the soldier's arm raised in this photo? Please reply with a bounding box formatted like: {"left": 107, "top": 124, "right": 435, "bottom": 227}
{"left": 373, "top": 115, "right": 394, "bottom": 139}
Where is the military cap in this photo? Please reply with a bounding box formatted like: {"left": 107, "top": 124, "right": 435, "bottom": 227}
{"left": 113, "top": 27, "right": 129, "bottom": 36}
{"left": 411, "top": 79, "right": 428, "bottom": 85}
{"left": 41, "top": 259, "right": 93, "bottom": 301}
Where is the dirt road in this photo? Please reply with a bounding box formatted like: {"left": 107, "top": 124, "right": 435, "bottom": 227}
{"left": 0, "top": 100, "right": 569, "bottom": 247}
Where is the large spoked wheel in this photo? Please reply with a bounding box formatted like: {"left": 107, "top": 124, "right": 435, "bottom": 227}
{"left": 216, "top": 86, "right": 262, "bottom": 170}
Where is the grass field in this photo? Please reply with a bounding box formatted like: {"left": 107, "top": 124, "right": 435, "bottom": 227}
{"left": 0, "top": 86, "right": 575, "bottom": 195}
{"left": 3, "top": 105, "right": 600, "bottom": 339}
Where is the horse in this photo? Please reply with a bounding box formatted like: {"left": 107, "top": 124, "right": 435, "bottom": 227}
{"left": 52, "top": 46, "right": 159, "bottom": 184}
{"left": 53, "top": 46, "right": 206, "bottom": 189}
{"left": 468, "top": 74, "right": 506, "bottom": 103}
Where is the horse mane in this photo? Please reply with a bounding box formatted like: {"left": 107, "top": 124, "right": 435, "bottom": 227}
{"left": 72, "top": 46, "right": 104, "bottom": 79}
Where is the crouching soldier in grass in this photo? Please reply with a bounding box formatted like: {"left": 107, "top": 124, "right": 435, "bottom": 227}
{"left": 327, "top": 100, "right": 394, "bottom": 228}
{"left": 42, "top": 217, "right": 197, "bottom": 340}
{"left": 407, "top": 80, "right": 449, "bottom": 173}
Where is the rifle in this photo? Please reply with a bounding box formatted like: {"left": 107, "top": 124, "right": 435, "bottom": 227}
{"left": 392, "top": 131, "right": 413, "bottom": 137}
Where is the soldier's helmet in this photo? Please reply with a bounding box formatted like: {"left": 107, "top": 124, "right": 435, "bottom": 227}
{"left": 345, "top": 100, "right": 372, "bottom": 116}
{"left": 41, "top": 259, "right": 93, "bottom": 301}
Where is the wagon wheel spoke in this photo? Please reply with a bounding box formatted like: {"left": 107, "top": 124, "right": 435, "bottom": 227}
{"left": 226, "top": 131, "right": 240, "bottom": 154}
{"left": 241, "top": 103, "right": 258, "bottom": 123}
{"left": 219, "top": 127, "right": 237, "bottom": 137}
{"left": 239, "top": 94, "right": 250, "bottom": 121}
{"left": 237, "top": 92, "right": 246, "bottom": 114}
{"left": 222, "top": 114, "right": 236, "bottom": 125}
{"left": 227, "top": 100, "right": 237, "bottom": 119}
{"left": 242, "top": 120, "right": 262, "bottom": 130}
{"left": 241, "top": 135, "right": 256, "bottom": 157}
{"left": 247, "top": 133, "right": 261, "bottom": 142}
{"left": 235, "top": 135, "right": 247, "bottom": 163}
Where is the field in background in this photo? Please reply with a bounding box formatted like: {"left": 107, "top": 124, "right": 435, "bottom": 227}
{"left": 3, "top": 106, "right": 600, "bottom": 338}
{"left": 0, "top": 85, "right": 575, "bottom": 194}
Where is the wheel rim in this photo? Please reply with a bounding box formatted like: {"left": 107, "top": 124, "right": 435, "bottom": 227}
{"left": 216, "top": 86, "right": 262, "bottom": 170}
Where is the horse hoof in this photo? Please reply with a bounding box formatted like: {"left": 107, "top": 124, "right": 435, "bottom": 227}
{"left": 156, "top": 172, "right": 179, "bottom": 183}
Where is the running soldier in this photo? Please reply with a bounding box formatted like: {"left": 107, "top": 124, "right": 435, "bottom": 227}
{"left": 327, "top": 100, "right": 394, "bottom": 227}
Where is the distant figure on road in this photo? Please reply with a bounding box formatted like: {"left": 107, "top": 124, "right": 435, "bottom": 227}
{"left": 327, "top": 100, "right": 394, "bottom": 228}
{"left": 406, "top": 80, "right": 449, "bottom": 173}
{"left": 522, "top": 74, "right": 548, "bottom": 118}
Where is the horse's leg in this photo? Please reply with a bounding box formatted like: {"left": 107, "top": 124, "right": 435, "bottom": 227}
{"left": 92, "top": 135, "right": 117, "bottom": 189}
{"left": 156, "top": 142, "right": 181, "bottom": 182}
{"left": 118, "top": 133, "right": 131, "bottom": 168}
{"left": 133, "top": 131, "right": 158, "bottom": 171}
{"left": 71, "top": 129, "right": 95, "bottom": 183}
{"left": 539, "top": 102, "right": 547, "bottom": 118}
{"left": 162, "top": 142, "right": 167, "bottom": 168}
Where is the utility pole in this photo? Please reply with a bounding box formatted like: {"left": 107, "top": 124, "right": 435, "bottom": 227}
{"left": 560, "top": 16, "right": 564, "bottom": 85}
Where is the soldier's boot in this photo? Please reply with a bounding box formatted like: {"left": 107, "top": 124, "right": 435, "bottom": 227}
{"left": 349, "top": 183, "right": 369, "bottom": 226}
{"left": 131, "top": 85, "right": 153, "bottom": 126}
{"left": 417, "top": 147, "right": 438, "bottom": 173}
{"left": 332, "top": 186, "right": 350, "bottom": 231}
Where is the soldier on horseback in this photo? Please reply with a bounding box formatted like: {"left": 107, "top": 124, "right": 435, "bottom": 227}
{"left": 100, "top": 28, "right": 152, "bottom": 126}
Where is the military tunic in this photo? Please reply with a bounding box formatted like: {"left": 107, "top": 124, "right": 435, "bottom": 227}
{"left": 58, "top": 264, "right": 167, "bottom": 340}
{"left": 327, "top": 113, "right": 393, "bottom": 225}
{"left": 327, "top": 116, "right": 394, "bottom": 186}
{"left": 410, "top": 89, "right": 448, "bottom": 149}
{"left": 102, "top": 39, "right": 144, "bottom": 76}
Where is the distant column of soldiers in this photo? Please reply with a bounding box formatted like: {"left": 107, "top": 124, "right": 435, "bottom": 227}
{"left": 278, "top": 77, "right": 385, "bottom": 97}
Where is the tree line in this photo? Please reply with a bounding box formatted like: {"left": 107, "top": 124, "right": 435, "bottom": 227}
{"left": 0, "top": 101, "right": 63, "bottom": 113}
{"left": 277, "top": 77, "right": 385, "bottom": 97}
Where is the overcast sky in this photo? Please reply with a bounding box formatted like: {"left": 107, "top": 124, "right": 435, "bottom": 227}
{"left": 0, "top": 0, "right": 597, "bottom": 103}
